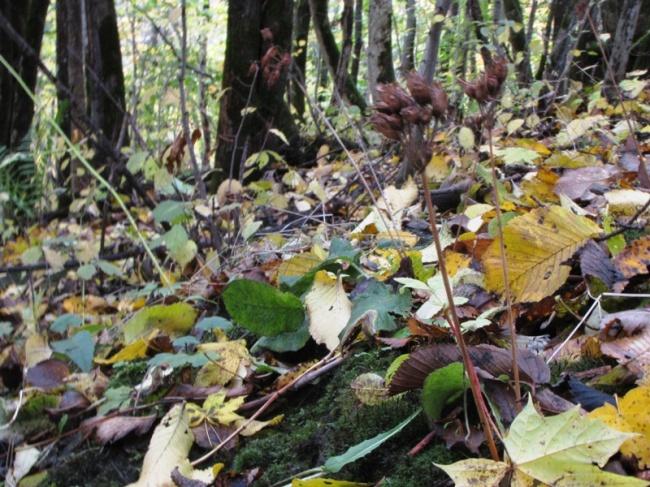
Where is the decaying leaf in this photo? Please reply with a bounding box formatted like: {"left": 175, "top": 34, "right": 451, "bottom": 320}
{"left": 483, "top": 206, "right": 601, "bottom": 302}
{"left": 305, "top": 271, "right": 352, "bottom": 351}
{"left": 614, "top": 236, "right": 650, "bottom": 291}
{"left": 438, "top": 397, "right": 643, "bottom": 486}
{"left": 599, "top": 310, "right": 650, "bottom": 376}
{"left": 590, "top": 386, "right": 650, "bottom": 469}
{"left": 350, "top": 372, "right": 388, "bottom": 406}
{"left": 123, "top": 303, "right": 198, "bottom": 344}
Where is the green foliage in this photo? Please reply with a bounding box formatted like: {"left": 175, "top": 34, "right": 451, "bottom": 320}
{"left": 222, "top": 279, "right": 305, "bottom": 336}
{"left": 348, "top": 280, "right": 411, "bottom": 332}
{"left": 51, "top": 330, "right": 95, "bottom": 372}
{"left": 0, "top": 137, "right": 41, "bottom": 226}
{"left": 421, "top": 362, "right": 467, "bottom": 422}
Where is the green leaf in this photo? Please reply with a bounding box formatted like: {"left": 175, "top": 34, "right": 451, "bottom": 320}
{"left": 123, "top": 303, "right": 198, "bottom": 343}
{"left": 323, "top": 409, "right": 421, "bottom": 473}
{"left": 252, "top": 323, "right": 311, "bottom": 353}
{"left": 222, "top": 279, "right": 304, "bottom": 336}
{"left": 494, "top": 147, "right": 540, "bottom": 165}
{"left": 421, "top": 362, "right": 467, "bottom": 422}
{"left": 97, "top": 259, "right": 123, "bottom": 277}
{"left": 148, "top": 351, "right": 218, "bottom": 368}
{"left": 51, "top": 330, "right": 94, "bottom": 372}
{"left": 328, "top": 238, "right": 360, "bottom": 261}
{"left": 163, "top": 224, "right": 197, "bottom": 267}
{"left": 195, "top": 316, "right": 233, "bottom": 332}
{"left": 153, "top": 200, "right": 189, "bottom": 225}
{"left": 51, "top": 313, "right": 83, "bottom": 334}
{"left": 98, "top": 386, "right": 132, "bottom": 416}
{"left": 77, "top": 263, "right": 97, "bottom": 280}
{"left": 348, "top": 280, "right": 411, "bottom": 332}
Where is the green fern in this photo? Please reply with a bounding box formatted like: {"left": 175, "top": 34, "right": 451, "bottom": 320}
{"left": 0, "top": 135, "right": 41, "bottom": 220}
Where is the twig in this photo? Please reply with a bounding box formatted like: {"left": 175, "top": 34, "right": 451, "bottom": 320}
{"left": 485, "top": 117, "right": 521, "bottom": 407}
{"left": 421, "top": 171, "right": 500, "bottom": 462}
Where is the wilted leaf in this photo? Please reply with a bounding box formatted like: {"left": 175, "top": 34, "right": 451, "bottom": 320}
{"left": 352, "top": 178, "right": 418, "bottom": 234}
{"left": 305, "top": 271, "right": 352, "bottom": 351}
{"left": 555, "top": 166, "right": 618, "bottom": 201}
{"left": 123, "top": 303, "right": 198, "bottom": 343}
{"left": 599, "top": 310, "right": 650, "bottom": 376}
{"left": 195, "top": 339, "right": 251, "bottom": 387}
{"left": 350, "top": 373, "right": 387, "bottom": 406}
{"left": 87, "top": 414, "right": 156, "bottom": 444}
{"left": 590, "top": 386, "right": 650, "bottom": 469}
{"left": 483, "top": 206, "right": 601, "bottom": 302}
{"left": 222, "top": 279, "right": 304, "bottom": 336}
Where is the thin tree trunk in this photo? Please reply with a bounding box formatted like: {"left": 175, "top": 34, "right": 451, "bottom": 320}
{"left": 337, "top": 0, "right": 354, "bottom": 101}
{"left": 420, "top": 0, "right": 453, "bottom": 83}
{"left": 350, "top": 0, "right": 363, "bottom": 83}
{"left": 467, "top": 0, "right": 494, "bottom": 66}
{"left": 367, "top": 0, "right": 396, "bottom": 100}
{"left": 535, "top": 1, "right": 554, "bottom": 80}
{"left": 309, "top": 0, "right": 366, "bottom": 109}
{"left": 0, "top": 0, "right": 49, "bottom": 149}
{"left": 198, "top": 0, "right": 211, "bottom": 168}
{"left": 400, "top": 0, "right": 417, "bottom": 73}
{"left": 215, "top": 0, "right": 298, "bottom": 178}
{"left": 502, "top": 0, "right": 532, "bottom": 83}
{"left": 608, "top": 0, "right": 642, "bottom": 82}
{"left": 290, "top": 0, "right": 310, "bottom": 118}
{"left": 85, "top": 0, "right": 128, "bottom": 148}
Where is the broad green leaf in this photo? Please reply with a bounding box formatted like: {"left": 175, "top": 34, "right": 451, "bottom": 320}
{"left": 252, "top": 323, "right": 311, "bottom": 353}
{"left": 148, "top": 351, "right": 217, "bottom": 368}
{"left": 98, "top": 386, "right": 132, "bottom": 416}
{"left": 123, "top": 302, "right": 198, "bottom": 343}
{"left": 347, "top": 280, "right": 411, "bottom": 332}
{"left": 163, "top": 224, "right": 197, "bottom": 267}
{"left": 323, "top": 409, "right": 420, "bottom": 473}
{"left": 97, "top": 259, "right": 123, "bottom": 277}
{"left": 222, "top": 279, "right": 304, "bottom": 336}
{"left": 421, "top": 362, "right": 467, "bottom": 421}
{"left": 195, "top": 316, "right": 233, "bottom": 332}
{"left": 51, "top": 330, "right": 94, "bottom": 372}
{"left": 77, "top": 263, "right": 97, "bottom": 280}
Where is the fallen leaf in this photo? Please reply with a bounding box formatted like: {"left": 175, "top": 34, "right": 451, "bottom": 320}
{"left": 614, "top": 236, "right": 650, "bottom": 291}
{"left": 590, "top": 386, "right": 650, "bottom": 469}
{"left": 305, "top": 271, "right": 352, "bottom": 351}
{"left": 122, "top": 303, "right": 197, "bottom": 343}
{"left": 483, "top": 206, "right": 601, "bottom": 302}
{"left": 25, "top": 359, "right": 69, "bottom": 389}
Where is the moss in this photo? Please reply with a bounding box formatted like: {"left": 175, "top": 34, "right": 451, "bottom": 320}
{"left": 232, "top": 348, "right": 461, "bottom": 486}
{"left": 550, "top": 356, "right": 609, "bottom": 383}
{"left": 107, "top": 360, "right": 149, "bottom": 388}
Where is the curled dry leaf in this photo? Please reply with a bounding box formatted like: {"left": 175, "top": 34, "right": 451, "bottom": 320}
{"left": 614, "top": 236, "right": 650, "bottom": 292}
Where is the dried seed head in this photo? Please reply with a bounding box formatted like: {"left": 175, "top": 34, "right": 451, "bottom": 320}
{"left": 406, "top": 72, "right": 432, "bottom": 105}
{"left": 430, "top": 81, "right": 448, "bottom": 119}
{"left": 370, "top": 112, "right": 402, "bottom": 140}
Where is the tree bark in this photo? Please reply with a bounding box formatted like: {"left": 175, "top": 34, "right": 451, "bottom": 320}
{"left": 502, "top": 0, "right": 532, "bottom": 83}
{"left": 308, "top": 0, "right": 366, "bottom": 109}
{"left": 609, "top": 0, "right": 642, "bottom": 82}
{"left": 467, "top": 0, "right": 494, "bottom": 67}
{"left": 400, "top": 0, "right": 417, "bottom": 73}
{"left": 290, "top": 0, "right": 310, "bottom": 118}
{"left": 367, "top": 0, "right": 396, "bottom": 100}
{"left": 350, "top": 0, "right": 363, "bottom": 83}
{"left": 419, "top": 0, "right": 453, "bottom": 83}
{"left": 0, "top": 0, "right": 49, "bottom": 149}
{"left": 337, "top": 0, "right": 354, "bottom": 100}
{"left": 215, "top": 0, "right": 298, "bottom": 179}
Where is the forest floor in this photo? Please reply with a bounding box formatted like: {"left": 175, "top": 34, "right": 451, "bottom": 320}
{"left": 2, "top": 80, "right": 650, "bottom": 486}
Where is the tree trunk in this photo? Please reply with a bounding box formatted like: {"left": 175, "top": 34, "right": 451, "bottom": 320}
{"left": 290, "top": 0, "right": 310, "bottom": 118}
{"left": 502, "top": 0, "right": 532, "bottom": 84}
{"left": 467, "top": 0, "right": 494, "bottom": 66}
{"left": 609, "top": 0, "right": 642, "bottom": 82}
{"left": 308, "top": 0, "right": 366, "bottom": 109}
{"left": 337, "top": 0, "right": 354, "bottom": 101}
{"left": 420, "top": 0, "right": 453, "bottom": 83}
{"left": 215, "top": 0, "right": 298, "bottom": 179}
{"left": 86, "top": 0, "right": 128, "bottom": 147}
{"left": 367, "top": 0, "right": 395, "bottom": 100}
{"left": 400, "top": 0, "right": 417, "bottom": 73}
{"left": 0, "top": 0, "right": 49, "bottom": 149}
{"left": 350, "top": 0, "right": 363, "bottom": 84}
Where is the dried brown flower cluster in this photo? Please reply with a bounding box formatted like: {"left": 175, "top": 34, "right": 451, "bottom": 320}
{"left": 370, "top": 72, "right": 448, "bottom": 177}
{"left": 255, "top": 28, "right": 292, "bottom": 88}
{"left": 458, "top": 56, "right": 508, "bottom": 104}
{"left": 370, "top": 72, "right": 448, "bottom": 141}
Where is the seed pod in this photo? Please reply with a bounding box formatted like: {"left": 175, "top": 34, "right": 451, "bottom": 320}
{"left": 490, "top": 56, "right": 508, "bottom": 85}
{"left": 406, "top": 72, "right": 432, "bottom": 105}
{"left": 370, "top": 112, "right": 402, "bottom": 140}
{"left": 375, "top": 84, "right": 403, "bottom": 113}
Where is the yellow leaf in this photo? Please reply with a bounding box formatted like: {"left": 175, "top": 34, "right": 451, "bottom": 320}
{"left": 590, "top": 386, "right": 650, "bottom": 469}
{"left": 25, "top": 334, "right": 52, "bottom": 368}
{"left": 483, "top": 206, "right": 600, "bottom": 302}
{"left": 122, "top": 303, "right": 197, "bottom": 343}
{"left": 277, "top": 253, "right": 323, "bottom": 280}
{"left": 305, "top": 271, "right": 352, "bottom": 351}
{"left": 435, "top": 459, "right": 509, "bottom": 487}
{"left": 94, "top": 330, "right": 158, "bottom": 365}
{"left": 195, "top": 339, "right": 251, "bottom": 387}
{"left": 444, "top": 251, "right": 471, "bottom": 277}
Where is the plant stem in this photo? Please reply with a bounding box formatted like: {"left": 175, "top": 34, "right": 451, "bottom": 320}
{"left": 486, "top": 122, "right": 521, "bottom": 408}
{"left": 420, "top": 171, "right": 500, "bottom": 462}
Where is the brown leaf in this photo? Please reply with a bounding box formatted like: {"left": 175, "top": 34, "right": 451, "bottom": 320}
{"left": 46, "top": 390, "right": 90, "bottom": 416}
{"left": 599, "top": 310, "right": 650, "bottom": 376}
{"left": 580, "top": 240, "right": 618, "bottom": 289}
{"left": 614, "top": 236, "right": 650, "bottom": 291}
{"left": 388, "top": 344, "right": 550, "bottom": 394}
{"left": 83, "top": 414, "right": 156, "bottom": 444}
{"left": 555, "top": 166, "right": 618, "bottom": 200}
{"left": 25, "top": 359, "right": 69, "bottom": 390}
